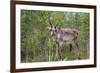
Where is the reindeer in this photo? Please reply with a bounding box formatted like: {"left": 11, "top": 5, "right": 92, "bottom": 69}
{"left": 47, "top": 19, "right": 80, "bottom": 60}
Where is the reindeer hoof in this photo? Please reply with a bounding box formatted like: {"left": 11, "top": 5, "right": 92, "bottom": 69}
{"left": 78, "top": 57, "right": 81, "bottom": 60}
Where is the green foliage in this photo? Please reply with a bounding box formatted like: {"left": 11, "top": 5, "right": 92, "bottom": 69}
{"left": 21, "top": 10, "right": 89, "bottom": 62}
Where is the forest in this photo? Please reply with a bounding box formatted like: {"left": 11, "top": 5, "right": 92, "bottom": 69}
{"left": 20, "top": 10, "right": 90, "bottom": 63}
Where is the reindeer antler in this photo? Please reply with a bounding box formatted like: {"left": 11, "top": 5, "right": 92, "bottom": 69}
{"left": 48, "top": 17, "right": 53, "bottom": 27}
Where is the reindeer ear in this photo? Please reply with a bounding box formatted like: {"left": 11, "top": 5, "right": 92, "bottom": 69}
{"left": 54, "top": 26, "right": 56, "bottom": 29}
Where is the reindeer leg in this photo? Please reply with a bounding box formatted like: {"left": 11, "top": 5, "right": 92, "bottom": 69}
{"left": 72, "top": 42, "right": 80, "bottom": 60}
{"left": 69, "top": 44, "right": 72, "bottom": 52}
{"left": 55, "top": 46, "right": 59, "bottom": 60}
{"left": 75, "top": 42, "right": 80, "bottom": 59}
{"left": 58, "top": 47, "right": 62, "bottom": 60}
{"left": 55, "top": 42, "right": 60, "bottom": 61}
{"left": 58, "top": 42, "right": 64, "bottom": 60}
{"left": 55, "top": 42, "right": 62, "bottom": 61}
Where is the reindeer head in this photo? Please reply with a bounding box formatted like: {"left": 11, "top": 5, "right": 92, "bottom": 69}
{"left": 47, "top": 26, "right": 57, "bottom": 36}
{"left": 47, "top": 17, "right": 57, "bottom": 36}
